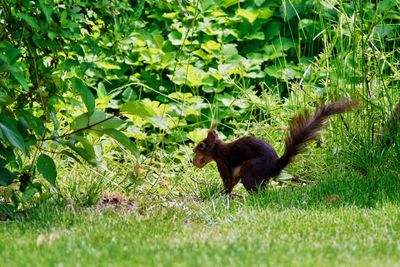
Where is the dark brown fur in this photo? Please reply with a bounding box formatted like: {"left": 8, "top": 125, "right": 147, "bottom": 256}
{"left": 381, "top": 100, "right": 400, "bottom": 146}
{"left": 193, "top": 100, "right": 357, "bottom": 194}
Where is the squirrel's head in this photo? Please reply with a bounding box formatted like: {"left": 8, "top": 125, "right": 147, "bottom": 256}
{"left": 192, "top": 130, "right": 218, "bottom": 168}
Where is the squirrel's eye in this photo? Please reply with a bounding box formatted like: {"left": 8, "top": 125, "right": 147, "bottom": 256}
{"left": 199, "top": 142, "right": 206, "bottom": 150}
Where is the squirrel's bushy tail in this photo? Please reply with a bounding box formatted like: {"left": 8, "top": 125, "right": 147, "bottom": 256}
{"left": 276, "top": 100, "right": 357, "bottom": 172}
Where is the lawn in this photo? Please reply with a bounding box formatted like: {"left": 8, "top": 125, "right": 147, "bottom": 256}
{"left": 1, "top": 166, "right": 399, "bottom": 267}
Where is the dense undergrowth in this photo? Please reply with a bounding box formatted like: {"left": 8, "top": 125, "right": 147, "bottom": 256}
{"left": 2, "top": 0, "right": 399, "bottom": 206}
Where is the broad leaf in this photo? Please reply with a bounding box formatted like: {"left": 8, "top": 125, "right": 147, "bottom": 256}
{"left": 104, "top": 129, "right": 139, "bottom": 158}
{"left": 22, "top": 187, "right": 37, "bottom": 203}
{"left": 70, "top": 111, "right": 124, "bottom": 130}
{"left": 201, "top": 40, "right": 221, "bottom": 53}
{"left": 280, "top": 1, "right": 304, "bottom": 21}
{"left": 257, "top": 8, "right": 274, "bottom": 19}
{"left": 39, "top": 0, "right": 53, "bottom": 24}
{"left": 121, "top": 101, "right": 157, "bottom": 118}
{"left": 0, "top": 167, "right": 16, "bottom": 186}
{"left": 0, "top": 41, "right": 21, "bottom": 64}
{"left": 71, "top": 78, "right": 95, "bottom": 115}
{"left": 36, "top": 154, "right": 57, "bottom": 187}
{"left": 16, "top": 13, "right": 39, "bottom": 30}
{"left": 70, "top": 111, "right": 106, "bottom": 130}
{"left": 11, "top": 71, "right": 29, "bottom": 92}
{"left": 17, "top": 110, "right": 46, "bottom": 136}
{"left": 60, "top": 150, "right": 83, "bottom": 165}
{"left": 96, "top": 62, "right": 121, "bottom": 70}
{"left": 236, "top": 9, "right": 258, "bottom": 23}
{"left": 66, "top": 143, "right": 97, "bottom": 166}
{"left": 0, "top": 122, "right": 26, "bottom": 154}
{"left": 73, "top": 136, "right": 96, "bottom": 159}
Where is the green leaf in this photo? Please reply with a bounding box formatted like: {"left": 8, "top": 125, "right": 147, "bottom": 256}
{"left": 217, "top": 93, "right": 235, "bottom": 107}
{"left": 65, "top": 143, "right": 96, "bottom": 166}
{"left": 153, "top": 34, "right": 164, "bottom": 48}
{"left": 272, "top": 37, "right": 296, "bottom": 52}
{"left": 169, "top": 65, "right": 208, "bottom": 87}
{"left": 97, "top": 117, "right": 125, "bottom": 129}
{"left": 280, "top": 1, "right": 304, "bottom": 21}
{"left": 299, "top": 19, "right": 314, "bottom": 30}
{"left": 187, "top": 128, "right": 209, "bottom": 143}
{"left": 60, "top": 150, "right": 83, "bottom": 165}
{"left": 22, "top": 187, "right": 37, "bottom": 203}
{"left": 96, "top": 62, "right": 121, "bottom": 70}
{"left": 221, "top": 44, "right": 238, "bottom": 59}
{"left": 277, "top": 171, "right": 294, "bottom": 181}
{"left": 16, "top": 13, "right": 40, "bottom": 30}
{"left": 0, "top": 167, "right": 16, "bottom": 186}
{"left": 121, "top": 101, "right": 157, "bottom": 118}
{"left": 221, "top": 0, "right": 238, "bottom": 8}
{"left": 70, "top": 111, "right": 124, "bottom": 131}
{"left": 202, "top": 85, "right": 225, "bottom": 93}
{"left": 70, "top": 78, "right": 95, "bottom": 115}
{"left": 378, "top": 0, "right": 396, "bottom": 11}
{"left": 104, "top": 129, "right": 139, "bottom": 158}
{"left": 236, "top": 9, "right": 258, "bottom": 23}
{"left": 37, "top": 154, "right": 57, "bottom": 187}
{"left": 257, "top": 8, "right": 274, "bottom": 19}
{"left": 167, "top": 31, "right": 183, "bottom": 45}
{"left": 17, "top": 110, "right": 46, "bottom": 136}
{"left": 0, "top": 62, "right": 19, "bottom": 73}
{"left": 73, "top": 136, "right": 96, "bottom": 159}
{"left": 254, "top": 0, "right": 266, "bottom": 6}
{"left": 265, "top": 21, "right": 283, "bottom": 40}
{"left": 132, "top": 0, "right": 145, "bottom": 19}
{"left": 122, "top": 88, "right": 138, "bottom": 102}
{"left": 201, "top": 40, "right": 221, "bottom": 53}
{"left": 11, "top": 71, "right": 29, "bottom": 92}
{"left": 265, "top": 65, "right": 283, "bottom": 78}
{"left": 162, "top": 12, "right": 179, "bottom": 19}
{"left": 48, "top": 32, "right": 57, "bottom": 40}
{"left": 244, "top": 32, "right": 265, "bottom": 41}
{"left": 0, "top": 91, "right": 12, "bottom": 106}
{"left": 70, "top": 111, "right": 105, "bottom": 130}
{"left": 0, "top": 122, "right": 26, "bottom": 154}
{"left": 149, "top": 116, "right": 168, "bottom": 130}
{"left": 0, "top": 41, "right": 21, "bottom": 64}
{"left": 39, "top": 0, "right": 53, "bottom": 24}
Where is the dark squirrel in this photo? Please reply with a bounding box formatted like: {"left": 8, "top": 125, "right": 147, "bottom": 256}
{"left": 192, "top": 100, "right": 357, "bottom": 194}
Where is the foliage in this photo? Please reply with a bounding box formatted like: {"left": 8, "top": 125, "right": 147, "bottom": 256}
{"left": 0, "top": 0, "right": 146, "bottom": 210}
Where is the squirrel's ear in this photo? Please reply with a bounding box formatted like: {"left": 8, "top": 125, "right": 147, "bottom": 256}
{"left": 207, "top": 129, "right": 218, "bottom": 142}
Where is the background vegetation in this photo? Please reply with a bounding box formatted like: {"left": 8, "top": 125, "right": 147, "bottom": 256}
{"left": 1, "top": 0, "right": 400, "bottom": 266}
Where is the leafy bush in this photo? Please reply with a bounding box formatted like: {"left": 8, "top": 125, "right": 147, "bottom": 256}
{"left": 0, "top": 0, "right": 145, "bottom": 210}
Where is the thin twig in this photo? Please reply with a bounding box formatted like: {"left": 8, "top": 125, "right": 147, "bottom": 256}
{"left": 176, "top": 0, "right": 189, "bottom": 17}
{"left": 42, "top": 115, "right": 116, "bottom": 141}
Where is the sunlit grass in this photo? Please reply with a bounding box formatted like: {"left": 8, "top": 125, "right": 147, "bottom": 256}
{"left": 1, "top": 153, "right": 399, "bottom": 267}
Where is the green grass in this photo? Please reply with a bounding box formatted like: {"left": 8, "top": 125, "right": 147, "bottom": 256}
{"left": 1, "top": 159, "right": 400, "bottom": 267}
